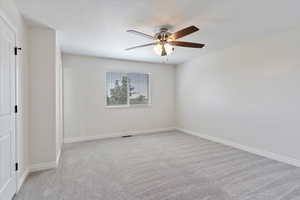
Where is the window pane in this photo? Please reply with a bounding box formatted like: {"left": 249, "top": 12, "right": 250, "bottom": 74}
{"left": 128, "top": 73, "right": 149, "bottom": 105}
{"left": 106, "top": 72, "right": 128, "bottom": 106}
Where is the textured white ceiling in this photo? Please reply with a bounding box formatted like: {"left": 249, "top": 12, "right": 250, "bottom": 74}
{"left": 16, "top": 0, "right": 300, "bottom": 64}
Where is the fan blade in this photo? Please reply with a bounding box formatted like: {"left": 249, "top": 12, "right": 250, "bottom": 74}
{"left": 127, "top": 30, "right": 154, "bottom": 40}
{"left": 169, "top": 26, "right": 199, "bottom": 40}
{"left": 169, "top": 41, "right": 205, "bottom": 48}
{"left": 125, "top": 43, "right": 157, "bottom": 51}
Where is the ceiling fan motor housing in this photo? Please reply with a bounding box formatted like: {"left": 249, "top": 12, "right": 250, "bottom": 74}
{"left": 154, "top": 28, "right": 172, "bottom": 42}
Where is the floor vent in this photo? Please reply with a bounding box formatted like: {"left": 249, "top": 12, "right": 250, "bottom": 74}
{"left": 122, "top": 135, "right": 133, "bottom": 138}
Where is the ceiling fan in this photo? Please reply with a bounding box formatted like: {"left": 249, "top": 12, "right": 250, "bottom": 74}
{"left": 125, "top": 26, "right": 205, "bottom": 56}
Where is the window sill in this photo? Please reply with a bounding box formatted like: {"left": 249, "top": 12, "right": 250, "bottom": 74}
{"left": 105, "top": 104, "right": 152, "bottom": 109}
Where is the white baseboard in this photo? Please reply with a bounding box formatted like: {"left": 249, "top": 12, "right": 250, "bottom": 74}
{"left": 177, "top": 127, "right": 300, "bottom": 168}
{"left": 64, "top": 127, "right": 176, "bottom": 144}
{"left": 29, "top": 161, "right": 57, "bottom": 173}
{"left": 16, "top": 152, "right": 61, "bottom": 191}
{"left": 29, "top": 150, "right": 61, "bottom": 173}
{"left": 17, "top": 168, "right": 29, "bottom": 191}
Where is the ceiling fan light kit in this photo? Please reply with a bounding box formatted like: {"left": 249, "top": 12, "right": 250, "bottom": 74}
{"left": 153, "top": 43, "right": 174, "bottom": 56}
{"left": 126, "top": 26, "right": 205, "bottom": 56}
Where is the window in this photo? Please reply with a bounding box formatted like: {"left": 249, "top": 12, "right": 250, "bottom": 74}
{"left": 106, "top": 72, "right": 128, "bottom": 106}
{"left": 106, "top": 72, "right": 150, "bottom": 107}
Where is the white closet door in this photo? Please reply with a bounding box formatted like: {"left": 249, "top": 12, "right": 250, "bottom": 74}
{"left": 0, "top": 16, "right": 17, "bottom": 200}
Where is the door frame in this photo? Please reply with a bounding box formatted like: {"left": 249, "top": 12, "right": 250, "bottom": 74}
{"left": 0, "top": 8, "right": 20, "bottom": 196}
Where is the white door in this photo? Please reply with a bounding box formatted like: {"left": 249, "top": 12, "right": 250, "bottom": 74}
{"left": 0, "top": 16, "right": 17, "bottom": 200}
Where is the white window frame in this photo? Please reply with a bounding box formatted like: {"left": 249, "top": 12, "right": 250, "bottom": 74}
{"left": 105, "top": 71, "right": 151, "bottom": 108}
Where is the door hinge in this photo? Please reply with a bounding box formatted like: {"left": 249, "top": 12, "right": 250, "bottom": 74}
{"left": 14, "top": 47, "right": 22, "bottom": 55}
{"left": 14, "top": 105, "right": 18, "bottom": 113}
{"left": 15, "top": 163, "right": 19, "bottom": 171}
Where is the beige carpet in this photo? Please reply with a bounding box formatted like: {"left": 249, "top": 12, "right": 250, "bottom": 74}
{"left": 15, "top": 131, "right": 300, "bottom": 200}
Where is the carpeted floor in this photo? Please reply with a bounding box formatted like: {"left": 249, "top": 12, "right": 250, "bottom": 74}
{"left": 15, "top": 131, "right": 300, "bottom": 200}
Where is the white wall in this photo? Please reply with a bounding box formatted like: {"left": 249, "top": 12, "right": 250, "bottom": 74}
{"left": 0, "top": 0, "right": 29, "bottom": 189}
{"left": 28, "top": 26, "right": 60, "bottom": 165}
{"left": 176, "top": 27, "right": 300, "bottom": 162}
{"left": 63, "top": 54, "right": 176, "bottom": 141}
